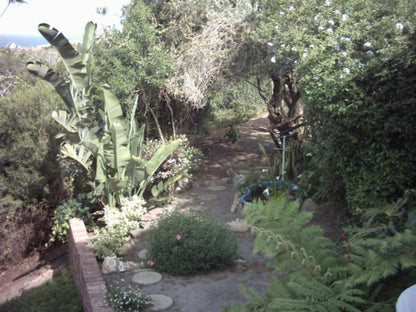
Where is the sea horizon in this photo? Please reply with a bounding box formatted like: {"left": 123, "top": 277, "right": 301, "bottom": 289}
{"left": 0, "top": 34, "right": 82, "bottom": 48}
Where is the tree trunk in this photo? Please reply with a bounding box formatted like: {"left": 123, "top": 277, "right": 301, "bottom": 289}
{"left": 267, "top": 71, "right": 303, "bottom": 147}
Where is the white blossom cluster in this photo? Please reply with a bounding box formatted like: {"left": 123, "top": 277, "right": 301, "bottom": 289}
{"left": 267, "top": 1, "right": 411, "bottom": 81}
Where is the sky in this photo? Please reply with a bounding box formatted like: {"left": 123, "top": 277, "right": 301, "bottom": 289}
{"left": 0, "top": 0, "right": 130, "bottom": 37}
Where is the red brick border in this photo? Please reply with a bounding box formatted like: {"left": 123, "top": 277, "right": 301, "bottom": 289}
{"left": 69, "top": 218, "right": 113, "bottom": 312}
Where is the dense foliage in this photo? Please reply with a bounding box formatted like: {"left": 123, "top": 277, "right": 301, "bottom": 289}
{"left": 250, "top": 0, "right": 416, "bottom": 212}
{"left": 147, "top": 210, "right": 238, "bottom": 275}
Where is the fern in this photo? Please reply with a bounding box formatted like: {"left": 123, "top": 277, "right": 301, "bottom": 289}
{"left": 230, "top": 193, "right": 416, "bottom": 312}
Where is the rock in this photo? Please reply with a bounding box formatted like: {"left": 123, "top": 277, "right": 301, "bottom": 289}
{"left": 300, "top": 198, "right": 318, "bottom": 212}
{"left": 130, "top": 227, "right": 146, "bottom": 238}
{"left": 233, "top": 174, "right": 246, "bottom": 188}
{"left": 227, "top": 219, "right": 248, "bottom": 232}
{"left": 138, "top": 249, "right": 148, "bottom": 260}
{"left": 102, "top": 256, "right": 139, "bottom": 274}
{"left": 230, "top": 192, "right": 242, "bottom": 213}
{"left": 132, "top": 270, "right": 162, "bottom": 285}
{"left": 208, "top": 185, "right": 226, "bottom": 191}
{"left": 397, "top": 284, "right": 416, "bottom": 312}
{"left": 198, "top": 194, "right": 218, "bottom": 201}
{"left": 226, "top": 168, "right": 237, "bottom": 177}
{"left": 118, "top": 261, "right": 138, "bottom": 272}
{"left": 148, "top": 294, "right": 173, "bottom": 310}
{"left": 176, "top": 177, "right": 191, "bottom": 193}
{"left": 102, "top": 256, "right": 118, "bottom": 274}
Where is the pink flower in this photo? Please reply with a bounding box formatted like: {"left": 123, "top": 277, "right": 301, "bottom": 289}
{"left": 147, "top": 260, "right": 154, "bottom": 266}
{"left": 176, "top": 234, "right": 182, "bottom": 240}
{"left": 200, "top": 201, "right": 205, "bottom": 205}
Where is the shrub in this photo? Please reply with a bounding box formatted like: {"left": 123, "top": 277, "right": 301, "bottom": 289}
{"left": 146, "top": 210, "right": 237, "bottom": 275}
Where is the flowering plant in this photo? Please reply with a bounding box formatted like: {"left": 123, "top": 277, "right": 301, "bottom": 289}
{"left": 106, "top": 283, "right": 151, "bottom": 312}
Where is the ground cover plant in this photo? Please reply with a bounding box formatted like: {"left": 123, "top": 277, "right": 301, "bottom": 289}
{"left": 146, "top": 210, "right": 238, "bottom": 275}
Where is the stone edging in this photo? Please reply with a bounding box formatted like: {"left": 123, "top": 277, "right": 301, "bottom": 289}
{"left": 69, "top": 218, "right": 113, "bottom": 312}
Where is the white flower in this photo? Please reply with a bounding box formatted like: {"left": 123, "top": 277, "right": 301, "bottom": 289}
{"left": 343, "top": 67, "right": 350, "bottom": 74}
{"left": 271, "top": 56, "right": 276, "bottom": 63}
{"left": 333, "top": 9, "right": 341, "bottom": 14}
{"left": 327, "top": 27, "right": 334, "bottom": 33}
{"left": 291, "top": 46, "right": 298, "bottom": 52}
{"left": 302, "top": 52, "right": 308, "bottom": 59}
{"left": 342, "top": 51, "right": 348, "bottom": 57}
{"left": 328, "top": 19, "right": 335, "bottom": 25}
{"left": 318, "top": 25, "right": 325, "bottom": 30}
{"left": 342, "top": 14, "right": 349, "bottom": 21}
{"left": 366, "top": 25, "right": 372, "bottom": 30}
{"left": 358, "top": 62, "right": 365, "bottom": 68}
{"left": 280, "top": 10, "right": 285, "bottom": 15}
{"left": 364, "top": 41, "right": 372, "bottom": 48}
{"left": 334, "top": 44, "right": 340, "bottom": 51}
{"left": 324, "top": 0, "right": 331, "bottom": 6}
{"left": 267, "top": 42, "right": 274, "bottom": 47}
{"left": 289, "top": 5, "right": 295, "bottom": 10}
{"left": 367, "top": 50, "right": 374, "bottom": 56}
{"left": 341, "top": 36, "right": 351, "bottom": 41}
{"left": 281, "top": 43, "right": 286, "bottom": 48}
{"left": 396, "top": 22, "right": 405, "bottom": 31}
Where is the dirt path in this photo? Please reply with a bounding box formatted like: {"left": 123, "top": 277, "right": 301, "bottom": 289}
{"left": 104, "top": 114, "right": 279, "bottom": 312}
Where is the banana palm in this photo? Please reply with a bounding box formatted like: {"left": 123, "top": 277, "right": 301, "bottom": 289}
{"left": 26, "top": 22, "right": 181, "bottom": 206}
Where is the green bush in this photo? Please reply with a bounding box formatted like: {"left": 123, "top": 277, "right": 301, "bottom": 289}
{"left": 147, "top": 210, "right": 237, "bottom": 275}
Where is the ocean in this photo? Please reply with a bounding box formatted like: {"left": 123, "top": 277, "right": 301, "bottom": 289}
{"left": 0, "top": 34, "right": 81, "bottom": 48}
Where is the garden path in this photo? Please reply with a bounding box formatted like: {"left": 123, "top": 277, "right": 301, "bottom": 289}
{"left": 104, "top": 113, "right": 280, "bottom": 312}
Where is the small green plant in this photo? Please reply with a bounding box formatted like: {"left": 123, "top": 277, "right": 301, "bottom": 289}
{"left": 106, "top": 282, "right": 151, "bottom": 312}
{"left": 147, "top": 210, "right": 237, "bottom": 275}
{"left": 50, "top": 194, "right": 90, "bottom": 243}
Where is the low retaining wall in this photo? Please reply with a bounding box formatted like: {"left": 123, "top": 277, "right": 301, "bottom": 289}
{"left": 69, "top": 218, "right": 113, "bottom": 312}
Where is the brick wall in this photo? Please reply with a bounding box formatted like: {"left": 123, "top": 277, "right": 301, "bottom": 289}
{"left": 69, "top": 218, "right": 113, "bottom": 312}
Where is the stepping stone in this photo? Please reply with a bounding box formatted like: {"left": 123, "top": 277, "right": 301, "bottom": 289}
{"left": 138, "top": 249, "right": 148, "bottom": 260}
{"left": 132, "top": 270, "right": 162, "bottom": 285}
{"left": 227, "top": 219, "right": 248, "bottom": 232}
{"left": 148, "top": 294, "right": 173, "bottom": 310}
{"left": 208, "top": 185, "right": 226, "bottom": 191}
{"left": 198, "top": 194, "right": 218, "bottom": 201}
